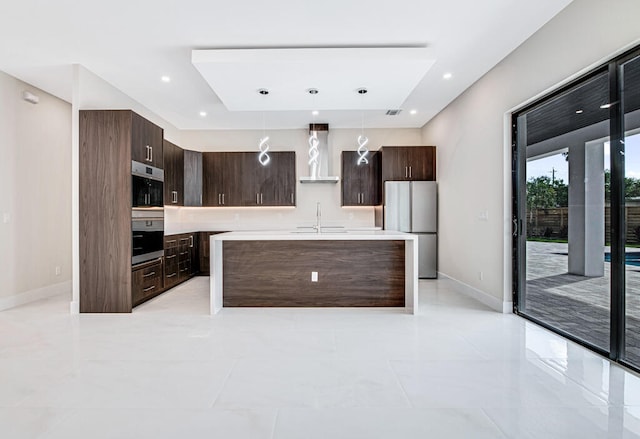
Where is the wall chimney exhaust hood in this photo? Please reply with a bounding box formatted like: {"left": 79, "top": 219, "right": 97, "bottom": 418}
{"left": 300, "top": 123, "right": 339, "bottom": 183}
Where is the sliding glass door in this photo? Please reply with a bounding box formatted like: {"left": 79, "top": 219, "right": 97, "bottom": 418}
{"left": 515, "top": 70, "right": 611, "bottom": 354}
{"left": 514, "top": 46, "right": 640, "bottom": 368}
{"left": 623, "top": 54, "right": 640, "bottom": 366}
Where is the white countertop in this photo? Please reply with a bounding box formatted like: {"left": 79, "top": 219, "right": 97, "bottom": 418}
{"left": 212, "top": 230, "right": 417, "bottom": 241}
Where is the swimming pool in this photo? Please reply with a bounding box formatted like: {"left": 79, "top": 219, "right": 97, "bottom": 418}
{"left": 604, "top": 252, "right": 640, "bottom": 266}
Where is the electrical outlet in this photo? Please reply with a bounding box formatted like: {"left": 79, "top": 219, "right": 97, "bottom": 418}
{"left": 311, "top": 271, "right": 318, "bottom": 282}
{"left": 55, "top": 266, "right": 61, "bottom": 276}
{"left": 478, "top": 271, "right": 484, "bottom": 281}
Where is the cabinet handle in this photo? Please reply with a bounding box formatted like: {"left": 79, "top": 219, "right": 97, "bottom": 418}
{"left": 256, "top": 193, "right": 259, "bottom": 204}
{"left": 166, "top": 239, "right": 177, "bottom": 244}
{"left": 180, "top": 267, "right": 189, "bottom": 272}
{"left": 143, "top": 271, "right": 156, "bottom": 278}
{"left": 218, "top": 194, "right": 221, "bottom": 205}
{"left": 166, "top": 254, "right": 176, "bottom": 259}
{"left": 222, "top": 194, "right": 225, "bottom": 205}
{"left": 167, "top": 272, "right": 177, "bottom": 278}
{"left": 260, "top": 193, "right": 263, "bottom": 204}
{"left": 172, "top": 190, "right": 177, "bottom": 203}
{"left": 405, "top": 166, "right": 408, "bottom": 178}
{"left": 150, "top": 146, "right": 153, "bottom": 163}
{"left": 291, "top": 193, "right": 294, "bottom": 204}
{"left": 180, "top": 251, "right": 188, "bottom": 256}
{"left": 409, "top": 166, "right": 412, "bottom": 179}
{"left": 357, "top": 193, "right": 360, "bottom": 204}
{"left": 143, "top": 285, "right": 155, "bottom": 292}
{"left": 189, "top": 236, "right": 193, "bottom": 247}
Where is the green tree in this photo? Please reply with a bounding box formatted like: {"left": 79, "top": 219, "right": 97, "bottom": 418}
{"left": 526, "top": 176, "right": 557, "bottom": 210}
{"left": 604, "top": 169, "right": 640, "bottom": 201}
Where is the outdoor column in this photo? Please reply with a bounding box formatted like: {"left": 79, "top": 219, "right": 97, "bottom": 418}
{"left": 568, "top": 141, "right": 605, "bottom": 277}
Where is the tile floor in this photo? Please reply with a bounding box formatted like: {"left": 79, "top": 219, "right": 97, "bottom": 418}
{"left": 1, "top": 277, "right": 640, "bottom": 438}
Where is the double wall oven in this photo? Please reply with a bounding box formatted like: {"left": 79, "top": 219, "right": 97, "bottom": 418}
{"left": 132, "top": 161, "right": 164, "bottom": 265}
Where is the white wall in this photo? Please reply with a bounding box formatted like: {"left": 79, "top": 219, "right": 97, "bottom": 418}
{"left": 421, "top": 0, "right": 640, "bottom": 310}
{"left": 172, "top": 128, "right": 422, "bottom": 233}
{"left": 0, "top": 71, "right": 72, "bottom": 309}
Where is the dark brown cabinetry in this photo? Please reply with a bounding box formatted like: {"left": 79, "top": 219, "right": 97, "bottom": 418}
{"left": 163, "top": 140, "right": 184, "bottom": 206}
{"left": 131, "top": 112, "right": 163, "bottom": 168}
{"left": 381, "top": 146, "right": 436, "bottom": 181}
{"left": 203, "top": 152, "right": 295, "bottom": 207}
{"left": 163, "top": 235, "right": 180, "bottom": 289}
{"left": 203, "top": 152, "right": 242, "bottom": 206}
{"left": 341, "top": 151, "right": 381, "bottom": 206}
{"left": 242, "top": 152, "right": 296, "bottom": 206}
{"left": 198, "top": 231, "right": 226, "bottom": 275}
{"left": 184, "top": 150, "right": 202, "bottom": 206}
{"left": 80, "top": 110, "right": 164, "bottom": 313}
{"left": 164, "top": 232, "right": 198, "bottom": 287}
{"left": 132, "top": 258, "right": 164, "bottom": 307}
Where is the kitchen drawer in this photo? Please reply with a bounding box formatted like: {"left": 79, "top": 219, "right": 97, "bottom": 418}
{"left": 132, "top": 259, "right": 164, "bottom": 306}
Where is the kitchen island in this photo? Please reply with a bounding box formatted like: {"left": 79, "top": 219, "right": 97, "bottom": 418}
{"left": 210, "top": 230, "right": 418, "bottom": 314}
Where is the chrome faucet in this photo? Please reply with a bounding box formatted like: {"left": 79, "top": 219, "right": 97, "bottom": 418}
{"left": 314, "top": 202, "right": 321, "bottom": 233}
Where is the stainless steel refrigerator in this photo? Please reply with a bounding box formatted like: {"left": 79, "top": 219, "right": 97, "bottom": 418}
{"left": 384, "top": 181, "right": 437, "bottom": 278}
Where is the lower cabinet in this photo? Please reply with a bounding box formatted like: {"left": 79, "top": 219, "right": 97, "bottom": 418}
{"left": 133, "top": 231, "right": 225, "bottom": 306}
{"left": 164, "top": 232, "right": 198, "bottom": 289}
{"left": 164, "top": 235, "right": 180, "bottom": 289}
{"left": 199, "top": 231, "right": 226, "bottom": 275}
{"left": 132, "top": 258, "right": 164, "bottom": 307}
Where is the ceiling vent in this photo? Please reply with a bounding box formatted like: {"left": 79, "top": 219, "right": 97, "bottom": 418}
{"left": 385, "top": 109, "right": 402, "bottom": 116}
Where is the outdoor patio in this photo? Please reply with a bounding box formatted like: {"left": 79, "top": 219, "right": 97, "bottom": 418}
{"left": 525, "top": 241, "right": 640, "bottom": 365}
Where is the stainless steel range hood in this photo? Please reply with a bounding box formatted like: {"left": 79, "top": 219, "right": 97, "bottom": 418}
{"left": 300, "top": 123, "right": 339, "bottom": 183}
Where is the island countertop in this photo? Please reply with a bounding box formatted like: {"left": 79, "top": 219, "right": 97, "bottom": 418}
{"left": 210, "top": 230, "right": 419, "bottom": 315}
{"left": 212, "top": 229, "right": 417, "bottom": 241}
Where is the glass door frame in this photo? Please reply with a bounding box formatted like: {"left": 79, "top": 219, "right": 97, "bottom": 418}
{"left": 512, "top": 45, "right": 640, "bottom": 370}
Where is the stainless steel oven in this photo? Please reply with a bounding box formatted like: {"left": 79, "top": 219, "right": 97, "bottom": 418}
{"left": 132, "top": 161, "right": 164, "bottom": 208}
{"left": 132, "top": 210, "right": 164, "bottom": 265}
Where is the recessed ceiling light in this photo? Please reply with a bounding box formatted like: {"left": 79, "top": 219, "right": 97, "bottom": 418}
{"left": 308, "top": 88, "right": 319, "bottom": 95}
{"left": 312, "top": 110, "right": 319, "bottom": 116}
{"left": 258, "top": 88, "right": 269, "bottom": 95}
{"left": 576, "top": 109, "right": 584, "bottom": 114}
{"left": 410, "top": 109, "right": 417, "bottom": 115}
{"left": 199, "top": 111, "right": 207, "bottom": 117}
{"left": 161, "top": 75, "right": 171, "bottom": 83}
{"left": 443, "top": 73, "right": 453, "bottom": 80}
{"left": 600, "top": 103, "right": 612, "bottom": 109}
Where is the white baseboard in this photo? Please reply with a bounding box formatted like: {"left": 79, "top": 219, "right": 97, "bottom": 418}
{"left": 0, "top": 280, "right": 72, "bottom": 312}
{"left": 437, "top": 272, "right": 512, "bottom": 313}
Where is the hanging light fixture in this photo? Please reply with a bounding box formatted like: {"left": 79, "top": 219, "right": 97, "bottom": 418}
{"left": 308, "top": 88, "right": 320, "bottom": 178}
{"left": 257, "top": 88, "right": 271, "bottom": 166}
{"left": 356, "top": 88, "right": 370, "bottom": 165}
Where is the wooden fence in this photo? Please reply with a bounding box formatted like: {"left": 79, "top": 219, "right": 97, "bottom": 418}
{"left": 526, "top": 206, "right": 640, "bottom": 244}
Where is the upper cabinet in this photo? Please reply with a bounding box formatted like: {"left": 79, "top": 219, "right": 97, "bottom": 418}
{"left": 341, "top": 151, "right": 381, "bottom": 206}
{"left": 131, "top": 112, "right": 163, "bottom": 168}
{"left": 203, "top": 152, "right": 242, "bottom": 206}
{"left": 381, "top": 146, "right": 436, "bottom": 181}
{"left": 203, "top": 151, "right": 296, "bottom": 207}
{"left": 242, "top": 152, "right": 296, "bottom": 206}
{"left": 163, "top": 140, "right": 184, "bottom": 206}
{"left": 184, "top": 150, "right": 203, "bottom": 207}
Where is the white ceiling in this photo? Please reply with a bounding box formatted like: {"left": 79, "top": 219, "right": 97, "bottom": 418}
{"left": 192, "top": 48, "right": 436, "bottom": 111}
{"left": 0, "top": 0, "right": 573, "bottom": 130}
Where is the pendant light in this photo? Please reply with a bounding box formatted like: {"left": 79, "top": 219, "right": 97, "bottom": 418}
{"left": 257, "top": 88, "right": 270, "bottom": 166}
{"left": 308, "top": 88, "right": 320, "bottom": 178}
{"left": 356, "top": 88, "right": 369, "bottom": 165}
